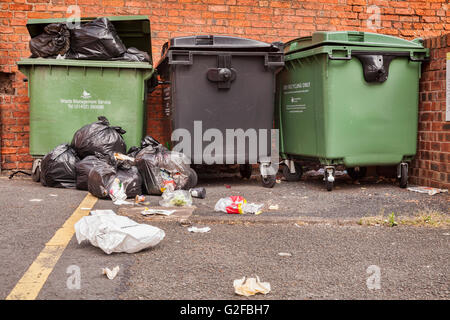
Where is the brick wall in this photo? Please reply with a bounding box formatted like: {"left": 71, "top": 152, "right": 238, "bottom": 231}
{"left": 410, "top": 34, "right": 449, "bottom": 189}
{"left": 0, "top": 0, "right": 449, "bottom": 173}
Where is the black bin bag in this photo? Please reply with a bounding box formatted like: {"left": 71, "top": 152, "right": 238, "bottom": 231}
{"left": 135, "top": 143, "right": 191, "bottom": 195}
{"left": 41, "top": 144, "right": 79, "bottom": 188}
{"left": 30, "top": 23, "right": 70, "bottom": 58}
{"left": 126, "top": 135, "right": 161, "bottom": 158}
{"left": 116, "top": 166, "right": 142, "bottom": 198}
{"left": 71, "top": 116, "right": 127, "bottom": 159}
{"left": 75, "top": 153, "right": 112, "bottom": 190}
{"left": 87, "top": 161, "right": 117, "bottom": 199}
{"left": 67, "top": 17, "right": 127, "bottom": 60}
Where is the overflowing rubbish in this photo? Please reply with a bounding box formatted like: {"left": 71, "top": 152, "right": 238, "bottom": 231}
{"left": 233, "top": 276, "right": 271, "bottom": 297}
{"left": 187, "top": 226, "right": 211, "bottom": 233}
{"left": 214, "top": 196, "right": 263, "bottom": 215}
{"left": 269, "top": 205, "right": 279, "bottom": 210}
{"left": 111, "top": 47, "right": 150, "bottom": 62}
{"left": 71, "top": 116, "right": 126, "bottom": 159}
{"left": 407, "top": 186, "right": 448, "bottom": 196}
{"left": 30, "top": 23, "right": 70, "bottom": 58}
{"left": 102, "top": 266, "right": 120, "bottom": 280}
{"left": 159, "top": 190, "right": 193, "bottom": 207}
{"left": 189, "top": 187, "right": 206, "bottom": 199}
{"left": 74, "top": 210, "right": 165, "bottom": 254}
{"left": 135, "top": 143, "right": 192, "bottom": 195}
{"left": 67, "top": 17, "right": 127, "bottom": 60}
{"left": 141, "top": 208, "right": 176, "bottom": 216}
{"left": 40, "top": 144, "right": 79, "bottom": 188}
{"left": 36, "top": 118, "right": 200, "bottom": 205}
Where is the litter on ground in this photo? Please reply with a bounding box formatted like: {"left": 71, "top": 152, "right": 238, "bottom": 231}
{"left": 75, "top": 210, "right": 165, "bottom": 254}
{"left": 233, "top": 276, "right": 271, "bottom": 297}
{"left": 407, "top": 186, "right": 448, "bottom": 196}
{"left": 102, "top": 266, "right": 120, "bottom": 280}
{"left": 187, "top": 226, "right": 211, "bottom": 233}
{"left": 141, "top": 208, "right": 176, "bottom": 216}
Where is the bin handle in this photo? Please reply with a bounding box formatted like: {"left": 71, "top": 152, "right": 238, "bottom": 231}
{"left": 328, "top": 49, "right": 352, "bottom": 60}
{"left": 168, "top": 51, "right": 194, "bottom": 65}
{"left": 409, "top": 52, "right": 429, "bottom": 62}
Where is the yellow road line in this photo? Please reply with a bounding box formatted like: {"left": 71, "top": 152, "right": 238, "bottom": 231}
{"left": 5, "top": 193, "right": 98, "bottom": 300}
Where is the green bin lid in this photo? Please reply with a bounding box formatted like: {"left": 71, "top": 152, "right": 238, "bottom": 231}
{"left": 25, "top": 15, "right": 152, "bottom": 58}
{"left": 285, "top": 31, "right": 425, "bottom": 54}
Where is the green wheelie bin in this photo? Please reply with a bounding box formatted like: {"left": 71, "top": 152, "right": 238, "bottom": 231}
{"left": 276, "top": 31, "right": 428, "bottom": 191}
{"left": 17, "top": 16, "right": 156, "bottom": 181}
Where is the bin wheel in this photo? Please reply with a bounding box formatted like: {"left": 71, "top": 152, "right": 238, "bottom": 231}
{"left": 282, "top": 163, "right": 303, "bottom": 182}
{"left": 239, "top": 164, "right": 252, "bottom": 179}
{"left": 347, "top": 167, "right": 367, "bottom": 180}
{"left": 31, "top": 159, "right": 41, "bottom": 183}
{"left": 185, "top": 167, "right": 198, "bottom": 189}
{"left": 326, "top": 180, "right": 334, "bottom": 191}
{"left": 399, "top": 164, "right": 408, "bottom": 189}
{"left": 261, "top": 175, "right": 276, "bottom": 188}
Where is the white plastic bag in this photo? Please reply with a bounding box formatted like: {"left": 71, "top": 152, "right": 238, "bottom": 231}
{"left": 159, "top": 190, "right": 193, "bottom": 207}
{"left": 74, "top": 211, "right": 165, "bottom": 254}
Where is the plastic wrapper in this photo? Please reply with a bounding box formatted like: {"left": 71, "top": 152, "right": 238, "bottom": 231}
{"left": 135, "top": 144, "right": 190, "bottom": 195}
{"left": 75, "top": 153, "right": 111, "bottom": 190}
{"left": 74, "top": 210, "right": 165, "bottom": 254}
{"left": 41, "top": 144, "right": 79, "bottom": 188}
{"left": 214, "top": 196, "right": 263, "bottom": 215}
{"left": 234, "top": 276, "right": 271, "bottom": 296}
{"left": 116, "top": 166, "right": 142, "bottom": 198}
{"left": 108, "top": 178, "right": 127, "bottom": 203}
{"left": 87, "top": 161, "right": 117, "bottom": 199}
{"left": 112, "top": 47, "right": 150, "bottom": 62}
{"left": 71, "top": 116, "right": 126, "bottom": 159}
{"left": 67, "top": 17, "right": 126, "bottom": 60}
{"left": 159, "top": 190, "right": 193, "bottom": 207}
{"left": 30, "top": 23, "right": 70, "bottom": 58}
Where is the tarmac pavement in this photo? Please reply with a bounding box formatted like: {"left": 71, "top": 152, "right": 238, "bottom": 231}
{"left": 0, "top": 174, "right": 448, "bottom": 300}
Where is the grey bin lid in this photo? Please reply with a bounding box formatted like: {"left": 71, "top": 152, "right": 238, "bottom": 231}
{"left": 165, "top": 35, "right": 282, "bottom": 52}
{"left": 26, "top": 15, "right": 152, "bottom": 62}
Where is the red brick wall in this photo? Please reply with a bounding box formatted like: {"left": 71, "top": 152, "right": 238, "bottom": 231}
{"left": 0, "top": 0, "right": 449, "bottom": 172}
{"left": 410, "top": 34, "right": 449, "bottom": 189}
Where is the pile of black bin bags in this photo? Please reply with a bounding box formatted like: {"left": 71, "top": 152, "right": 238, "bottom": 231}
{"left": 30, "top": 17, "right": 150, "bottom": 62}
{"left": 39, "top": 116, "right": 195, "bottom": 200}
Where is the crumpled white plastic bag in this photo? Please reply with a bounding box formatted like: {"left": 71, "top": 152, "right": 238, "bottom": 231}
{"left": 74, "top": 211, "right": 165, "bottom": 254}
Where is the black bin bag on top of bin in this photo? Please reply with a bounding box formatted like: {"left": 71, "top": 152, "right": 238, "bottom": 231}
{"left": 135, "top": 143, "right": 191, "bottom": 195}
{"left": 41, "top": 144, "right": 79, "bottom": 188}
{"left": 67, "top": 17, "right": 127, "bottom": 60}
{"left": 75, "top": 153, "right": 113, "bottom": 190}
{"left": 112, "top": 47, "right": 150, "bottom": 62}
{"left": 71, "top": 116, "right": 127, "bottom": 159}
{"left": 116, "top": 166, "right": 142, "bottom": 198}
{"left": 30, "top": 23, "right": 70, "bottom": 58}
{"left": 87, "top": 161, "right": 117, "bottom": 199}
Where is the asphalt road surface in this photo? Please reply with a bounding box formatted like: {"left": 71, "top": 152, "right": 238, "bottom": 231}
{"left": 0, "top": 176, "right": 448, "bottom": 300}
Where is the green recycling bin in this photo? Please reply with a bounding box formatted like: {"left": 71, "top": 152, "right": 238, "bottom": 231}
{"left": 276, "top": 31, "right": 428, "bottom": 191}
{"left": 18, "top": 16, "right": 156, "bottom": 180}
